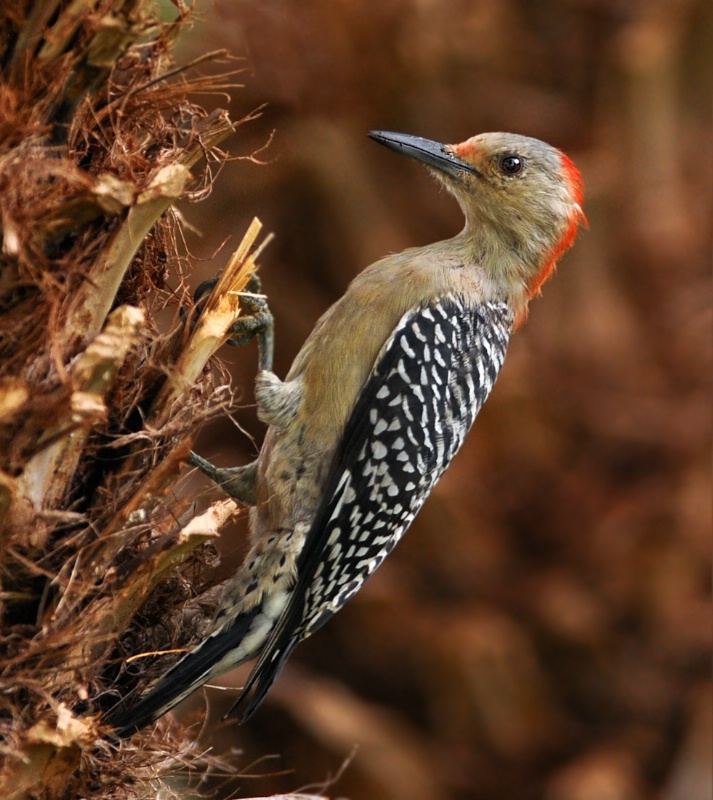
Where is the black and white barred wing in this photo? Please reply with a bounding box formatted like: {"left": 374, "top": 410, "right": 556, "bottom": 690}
{"left": 300, "top": 298, "right": 513, "bottom": 632}
{"left": 230, "top": 298, "right": 512, "bottom": 721}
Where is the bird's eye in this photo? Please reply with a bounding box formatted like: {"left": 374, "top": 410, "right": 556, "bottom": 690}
{"left": 498, "top": 154, "right": 523, "bottom": 175}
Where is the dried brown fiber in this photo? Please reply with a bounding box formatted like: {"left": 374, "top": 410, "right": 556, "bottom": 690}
{"left": 0, "top": 2, "right": 274, "bottom": 798}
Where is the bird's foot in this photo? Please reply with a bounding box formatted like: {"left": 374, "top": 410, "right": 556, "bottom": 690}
{"left": 189, "top": 273, "right": 274, "bottom": 371}
{"left": 188, "top": 451, "right": 258, "bottom": 506}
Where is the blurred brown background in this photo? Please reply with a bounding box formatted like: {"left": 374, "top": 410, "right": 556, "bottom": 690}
{"left": 173, "top": 1, "right": 711, "bottom": 798}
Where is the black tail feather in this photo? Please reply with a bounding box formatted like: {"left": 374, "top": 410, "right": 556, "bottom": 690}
{"left": 106, "top": 606, "right": 261, "bottom": 738}
{"left": 223, "top": 634, "right": 300, "bottom": 724}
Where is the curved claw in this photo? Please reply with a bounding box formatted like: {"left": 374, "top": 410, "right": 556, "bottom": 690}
{"left": 181, "top": 273, "right": 274, "bottom": 371}
{"left": 193, "top": 276, "right": 219, "bottom": 304}
{"left": 180, "top": 277, "right": 219, "bottom": 330}
{"left": 188, "top": 451, "right": 258, "bottom": 506}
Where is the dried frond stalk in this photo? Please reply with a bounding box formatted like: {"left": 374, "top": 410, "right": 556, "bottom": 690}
{"left": 153, "top": 217, "right": 270, "bottom": 422}
{"left": 0, "top": 3, "right": 267, "bottom": 799}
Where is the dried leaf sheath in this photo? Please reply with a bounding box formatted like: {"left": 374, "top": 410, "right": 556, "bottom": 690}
{"left": 0, "top": 4, "right": 271, "bottom": 799}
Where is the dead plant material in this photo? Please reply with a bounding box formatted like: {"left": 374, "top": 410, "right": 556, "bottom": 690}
{"left": 0, "top": 3, "right": 273, "bottom": 798}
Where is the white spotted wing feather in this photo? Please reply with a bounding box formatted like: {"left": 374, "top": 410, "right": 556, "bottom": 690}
{"left": 231, "top": 297, "right": 513, "bottom": 720}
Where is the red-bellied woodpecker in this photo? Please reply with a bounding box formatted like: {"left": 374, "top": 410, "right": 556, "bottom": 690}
{"left": 109, "top": 130, "right": 585, "bottom": 736}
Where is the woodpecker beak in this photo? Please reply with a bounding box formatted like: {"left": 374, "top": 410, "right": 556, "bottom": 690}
{"left": 369, "top": 130, "right": 478, "bottom": 179}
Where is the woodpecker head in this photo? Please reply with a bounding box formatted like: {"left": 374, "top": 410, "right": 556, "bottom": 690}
{"left": 369, "top": 130, "right": 585, "bottom": 312}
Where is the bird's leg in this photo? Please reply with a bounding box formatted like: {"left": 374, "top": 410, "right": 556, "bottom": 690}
{"left": 187, "top": 452, "right": 258, "bottom": 506}
{"left": 191, "top": 273, "right": 274, "bottom": 372}
{"left": 188, "top": 273, "right": 274, "bottom": 505}
{"left": 227, "top": 273, "right": 274, "bottom": 372}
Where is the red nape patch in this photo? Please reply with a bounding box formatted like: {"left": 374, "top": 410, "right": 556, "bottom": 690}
{"left": 527, "top": 209, "right": 584, "bottom": 298}
{"left": 558, "top": 149, "right": 585, "bottom": 208}
{"left": 526, "top": 150, "right": 586, "bottom": 299}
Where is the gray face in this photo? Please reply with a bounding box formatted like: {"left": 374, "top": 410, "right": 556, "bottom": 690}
{"left": 369, "top": 130, "right": 581, "bottom": 237}
{"left": 433, "top": 133, "right": 582, "bottom": 259}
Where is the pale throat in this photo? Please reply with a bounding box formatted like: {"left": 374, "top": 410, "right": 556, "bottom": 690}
{"left": 456, "top": 214, "right": 556, "bottom": 305}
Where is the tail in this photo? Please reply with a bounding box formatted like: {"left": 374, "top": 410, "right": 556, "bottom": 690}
{"left": 225, "top": 631, "right": 300, "bottom": 724}
{"left": 106, "top": 605, "right": 263, "bottom": 738}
